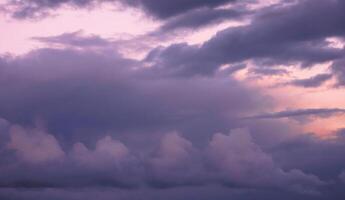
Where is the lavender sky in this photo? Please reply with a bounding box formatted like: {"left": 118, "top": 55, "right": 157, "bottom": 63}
{"left": 0, "top": 0, "right": 345, "bottom": 199}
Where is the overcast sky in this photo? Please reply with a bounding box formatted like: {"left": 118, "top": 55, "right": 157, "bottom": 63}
{"left": 0, "top": 0, "right": 345, "bottom": 199}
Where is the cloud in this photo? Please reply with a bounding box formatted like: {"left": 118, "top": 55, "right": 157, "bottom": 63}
{"left": 1, "top": 0, "right": 109, "bottom": 19}
{"left": 2, "top": 0, "right": 251, "bottom": 32}
{"left": 71, "top": 136, "right": 130, "bottom": 167}
{"left": 147, "top": 132, "right": 204, "bottom": 187}
{"left": 146, "top": 0, "right": 345, "bottom": 77}
{"left": 7, "top": 124, "right": 65, "bottom": 164}
{"left": 32, "top": 31, "right": 114, "bottom": 48}
{"left": 249, "top": 66, "right": 290, "bottom": 76}
{"left": 289, "top": 73, "right": 333, "bottom": 88}
{"left": 0, "top": 125, "right": 326, "bottom": 193}
{"left": 332, "top": 58, "right": 345, "bottom": 86}
{"left": 159, "top": 7, "right": 247, "bottom": 32}
{"left": 1, "top": 1, "right": 345, "bottom": 199}
{"left": 0, "top": 47, "right": 262, "bottom": 144}
{"left": 339, "top": 171, "right": 345, "bottom": 183}
{"left": 119, "top": 0, "right": 239, "bottom": 20}
{"left": 1, "top": 113, "right": 345, "bottom": 199}
{"left": 206, "top": 129, "right": 324, "bottom": 192}
{"left": 245, "top": 108, "right": 345, "bottom": 120}
{"left": 2, "top": 0, "right": 240, "bottom": 20}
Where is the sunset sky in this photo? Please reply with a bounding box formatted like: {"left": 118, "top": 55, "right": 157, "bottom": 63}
{"left": 0, "top": 0, "right": 345, "bottom": 199}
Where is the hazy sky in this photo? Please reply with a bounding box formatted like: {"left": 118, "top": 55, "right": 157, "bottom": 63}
{"left": 0, "top": 0, "right": 345, "bottom": 199}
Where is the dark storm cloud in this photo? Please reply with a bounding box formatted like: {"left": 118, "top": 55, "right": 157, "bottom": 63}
{"left": 245, "top": 108, "right": 345, "bottom": 120}
{"left": 146, "top": 0, "right": 345, "bottom": 77}
{"left": 289, "top": 73, "right": 333, "bottom": 88}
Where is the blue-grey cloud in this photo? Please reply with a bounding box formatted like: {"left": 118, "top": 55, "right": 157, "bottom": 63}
{"left": 145, "top": 0, "right": 345, "bottom": 77}
{"left": 159, "top": 7, "right": 247, "bottom": 32}
{"left": 289, "top": 73, "right": 333, "bottom": 88}
{"left": 0, "top": 47, "right": 264, "bottom": 147}
{"left": 245, "top": 108, "right": 345, "bottom": 120}
{"left": 2, "top": 0, "right": 239, "bottom": 20}
{"left": 32, "top": 31, "right": 113, "bottom": 48}
{"left": 1, "top": 0, "right": 345, "bottom": 199}
{"left": 332, "top": 58, "right": 345, "bottom": 86}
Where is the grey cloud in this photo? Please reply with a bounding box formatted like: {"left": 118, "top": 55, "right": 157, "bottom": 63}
{"left": 0, "top": 47, "right": 262, "bottom": 145}
{"left": 249, "top": 67, "right": 290, "bottom": 76}
{"left": 1, "top": 117, "right": 345, "bottom": 199}
{"left": 0, "top": 124, "right": 325, "bottom": 193}
{"left": 269, "top": 130, "right": 345, "bottom": 181}
{"left": 290, "top": 73, "right": 333, "bottom": 88}
{"left": 159, "top": 7, "right": 247, "bottom": 32}
{"left": 3, "top": 0, "right": 252, "bottom": 32}
{"left": 205, "top": 129, "right": 324, "bottom": 193}
{"left": 7, "top": 125, "right": 65, "bottom": 164}
{"left": 245, "top": 108, "right": 345, "bottom": 120}
{"left": 339, "top": 171, "right": 345, "bottom": 183}
{"left": 3, "top": 0, "right": 239, "bottom": 20}
{"left": 118, "top": 0, "right": 239, "bottom": 20}
{"left": 2, "top": 0, "right": 109, "bottom": 19}
{"left": 146, "top": 0, "right": 345, "bottom": 77}
{"left": 2, "top": 0, "right": 345, "bottom": 199}
{"left": 32, "top": 31, "right": 113, "bottom": 48}
{"left": 332, "top": 58, "right": 345, "bottom": 86}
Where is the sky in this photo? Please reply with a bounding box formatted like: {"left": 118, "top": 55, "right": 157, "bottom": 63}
{"left": 0, "top": 0, "right": 345, "bottom": 199}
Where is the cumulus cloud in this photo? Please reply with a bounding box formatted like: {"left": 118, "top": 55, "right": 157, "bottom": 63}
{"left": 147, "top": 132, "right": 204, "bottom": 187}
{"left": 0, "top": 125, "right": 326, "bottom": 193}
{"left": 7, "top": 125, "right": 65, "bottom": 164}
{"left": 71, "top": 136, "right": 130, "bottom": 167}
{"left": 206, "top": 129, "right": 324, "bottom": 192}
{"left": 1, "top": 115, "right": 345, "bottom": 199}
{"left": 0, "top": 44, "right": 342, "bottom": 199}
